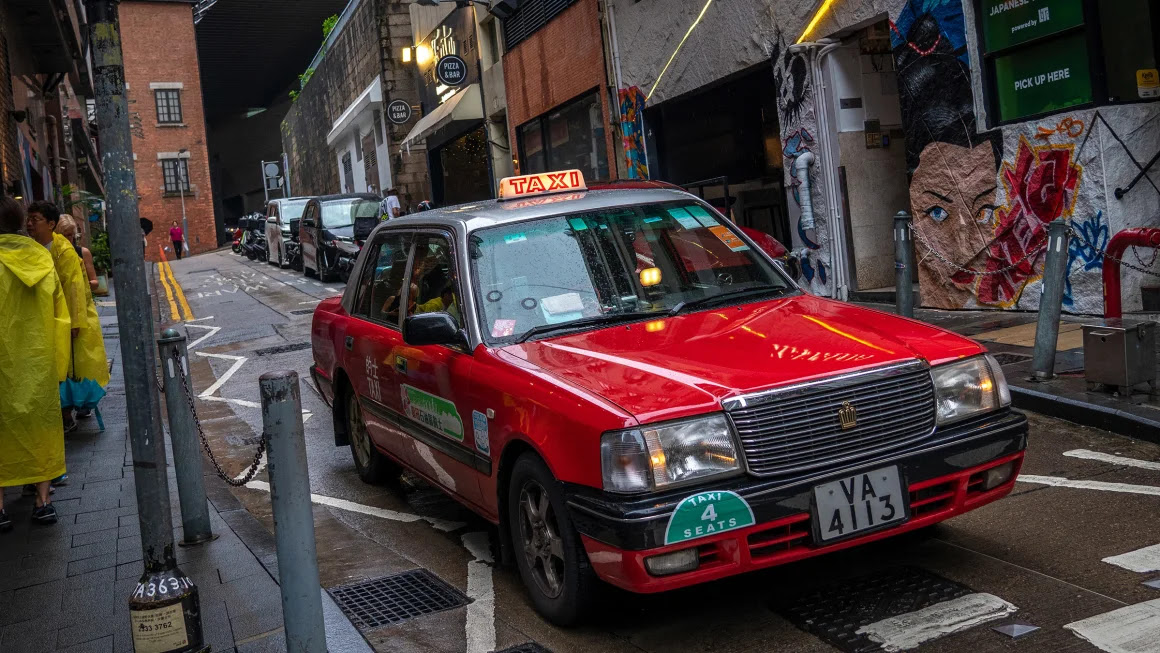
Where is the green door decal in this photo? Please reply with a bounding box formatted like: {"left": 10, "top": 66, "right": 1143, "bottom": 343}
{"left": 401, "top": 384, "right": 464, "bottom": 441}
{"left": 664, "top": 490, "right": 756, "bottom": 545}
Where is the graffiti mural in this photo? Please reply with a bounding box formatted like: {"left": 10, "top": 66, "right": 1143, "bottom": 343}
{"left": 618, "top": 86, "right": 648, "bottom": 180}
{"left": 1064, "top": 211, "right": 1107, "bottom": 307}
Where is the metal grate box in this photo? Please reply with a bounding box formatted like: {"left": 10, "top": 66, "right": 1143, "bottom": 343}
{"left": 328, "top": 569, "right": 470, "bottom": 629}
{"left": 1083, "top": 319, "right": 1157, "bottom": 392}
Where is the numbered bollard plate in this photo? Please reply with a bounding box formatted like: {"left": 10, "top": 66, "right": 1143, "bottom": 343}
{"left": 129, "top": 567, "right": 207, "bottom": 653}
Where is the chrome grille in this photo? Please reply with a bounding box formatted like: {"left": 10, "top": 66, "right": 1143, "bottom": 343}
{"left": 725, "top": 361, "right": 936, "bottom": 477}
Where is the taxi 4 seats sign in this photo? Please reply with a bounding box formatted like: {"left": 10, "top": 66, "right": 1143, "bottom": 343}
{"left": 402, "top": 384, "right": 464, "bottom": 441}
{"left": 664, "top": 490, "right": 755, "bottom": 545}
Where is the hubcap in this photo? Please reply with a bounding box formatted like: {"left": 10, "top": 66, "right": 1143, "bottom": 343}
{"left": 518, "top": 481, "right": 566, "bottom": 599}
{"left": 349, "top": 394, "right": 371, "bottom": 468}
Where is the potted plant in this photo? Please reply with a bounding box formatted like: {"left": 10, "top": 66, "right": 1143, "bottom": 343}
{"left": 90, "top": 230, "right": 111, "bottom": 296}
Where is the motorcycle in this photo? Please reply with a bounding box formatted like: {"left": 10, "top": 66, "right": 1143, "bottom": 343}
{"left": 285, "top": 218, "right": 303, "bottom": 272}
{"left": 243, "top": 214, "right": 267, "bottom": 261}
{"left": 231, "top": 221, "right": 245, "bottom": 254}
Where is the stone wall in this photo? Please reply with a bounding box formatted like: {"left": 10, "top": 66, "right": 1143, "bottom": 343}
{"left": 378, "top": 0, "right": 429, "bottom": 207}
{"left": 0, "top": 3, "right": 18, "bottom": 193}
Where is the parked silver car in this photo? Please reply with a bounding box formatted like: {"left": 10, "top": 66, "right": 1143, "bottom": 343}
{"left": 265, "top": 197, "right": 311, "bottom": 268}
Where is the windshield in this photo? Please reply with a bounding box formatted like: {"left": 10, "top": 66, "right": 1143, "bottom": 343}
{"left": 321, "top": 198, "right": 379, "bottom": 229}
{"left": 279, "top": 200, "right": 308, "bottom": 229}
{"left": 470, "top": 201, "right": 793, "bottom": 343}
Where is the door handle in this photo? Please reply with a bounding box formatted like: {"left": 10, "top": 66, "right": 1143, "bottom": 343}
{"left": 344, "top": 336, "right": 354, "bottom": 351}
{"left": 395, "top": 356, "right": 408, "bottom": 375}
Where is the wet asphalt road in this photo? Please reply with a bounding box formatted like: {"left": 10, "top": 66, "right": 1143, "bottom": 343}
{"left": 162, "top": 249, "right": 1160, "bottom": 653}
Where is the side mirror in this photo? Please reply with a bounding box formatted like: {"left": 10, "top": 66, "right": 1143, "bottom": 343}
{"left": 354, "top": 216, "right": 377, "bottom": 241}
{"left": 289, "top": 218, "right": 300, "bottom": 238}
{"left": 403, "top": 312, "right": 466, "bottom": 347}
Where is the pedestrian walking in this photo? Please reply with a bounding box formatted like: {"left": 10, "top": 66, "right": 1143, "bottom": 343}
{"left": 0, "top": 196, "right": 71, "bottom": 529}
{"left": 26, "top": 202, "right": 109, "bottom": 434}
{"left": 169, "top": 221, "right": 185, "bottom": 259}
{"left": 57, "top": 215, "right": 99, "bottom": 291}
{"left": 380, "top": 188, "right": 402, "bottom": 220}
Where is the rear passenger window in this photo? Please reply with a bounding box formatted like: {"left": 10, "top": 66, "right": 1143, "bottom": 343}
{"left": 353, "top": 232, "right": 413, "bottom": 326}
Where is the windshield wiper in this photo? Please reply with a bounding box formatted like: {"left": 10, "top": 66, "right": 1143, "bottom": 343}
{"left": 669, "top": 285, "right": 789, "bottom": 316}
{"left": 515, "top": 311, "right": 658, "bottom": 343}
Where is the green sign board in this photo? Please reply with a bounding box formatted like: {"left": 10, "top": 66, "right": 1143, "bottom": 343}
{"left": 401, "top": 384, "right": 464, "bottom": 441}
{"left": 664, "top": 490, "right": 755, "bottom": 545}
{"left": 981, "top": 0, "right": 1085, "bottom": 52}
{"left": 994, "top": 32, "right": 1092, "bottom": 122}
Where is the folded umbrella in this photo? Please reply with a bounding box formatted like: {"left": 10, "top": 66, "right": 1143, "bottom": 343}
{"left": 60, "top": 340, "right": 106, "bottom": 431}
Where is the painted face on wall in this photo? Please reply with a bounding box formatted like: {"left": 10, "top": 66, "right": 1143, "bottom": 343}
{"left": 910, "top": 141, "right": 999, "bottom": 307}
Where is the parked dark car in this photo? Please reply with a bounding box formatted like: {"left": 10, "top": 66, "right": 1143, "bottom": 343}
{"left": 300, "top": 193, "right": 381, "bottom": 282}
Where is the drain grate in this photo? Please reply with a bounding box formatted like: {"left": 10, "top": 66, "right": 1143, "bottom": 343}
{"left": 493, "top": 644, "right": 553, "bottom": 653}
{"left": 254, "top": 342, "right": 312, "bottom": 356}
{"left": 991, "top": 352, "right": 1032, "bottom": 366}
{"left": 773, "top": 566, "right": 972, "bottom": 653}
{"left": 328, "top": 569, "right": 470, "bottom": 629}
{"left": 289, "top": 308, "right": 315, "bottom": 315}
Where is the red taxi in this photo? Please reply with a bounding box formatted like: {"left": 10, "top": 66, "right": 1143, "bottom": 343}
{"left": 310, "top": 170, "right": 1027, "bottom": 625}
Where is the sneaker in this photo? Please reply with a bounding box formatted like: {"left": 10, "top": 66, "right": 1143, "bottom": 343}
{"left": 0, "top": 510, "right": 11, "bottom": 532}
{"left": 51, "top": 474, "right": 69, "bottom": 487}
{"left": 31, "top": 503, "right": 57, "bottom": 525}
{"left": 76, "top": 408, "right": 92, "bottom": 419}
{"left": 63, "top": 419, "right": 77, "bottom": 433}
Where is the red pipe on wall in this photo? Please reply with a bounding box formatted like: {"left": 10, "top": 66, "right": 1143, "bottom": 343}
{"left": 1103, "top": 228, "right": 1160, "bottom": 318}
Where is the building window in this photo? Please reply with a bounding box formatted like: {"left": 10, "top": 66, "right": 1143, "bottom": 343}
{"left": 977, "top": 0, "right": 1160, "bottom": 124}
{"left": 342, "top": 152, "right": 354, "bottom": 193}
{"left": 161, "top": 159, "right": 190, "bottom": 193}
{"left": 501, "top": 0, "right": 580, "bottom": 51}
{"left": 516, "top": 91, "right": 609, "bottom": 181}
{"left": 154, "top": 89, "right": 183, "bottom": 124}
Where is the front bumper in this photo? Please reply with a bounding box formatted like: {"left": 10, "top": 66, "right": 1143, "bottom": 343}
{"left": 567, "top": 409, "right": 1027, "bottom": 592}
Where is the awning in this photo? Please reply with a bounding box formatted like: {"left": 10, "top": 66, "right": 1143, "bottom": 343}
{"left": 326, "top": 78, "right": 382, "bottom": 146}
{"left": 400, "top": 84, "right": 483, "bottom": 151}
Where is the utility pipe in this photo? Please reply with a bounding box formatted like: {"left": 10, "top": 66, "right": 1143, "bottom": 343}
{"left": 1103, "top": 227, "right": 1160, "bottom": 318}
{"left": 794, "top": 151, "right": 816, "bottom": 229}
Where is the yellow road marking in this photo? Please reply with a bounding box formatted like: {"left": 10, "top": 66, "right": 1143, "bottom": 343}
{"left": 156, "top": 248, "right": 180, "bottom": 320}
{"left": 168, "top": 261, "right": 193, "bottom": 321}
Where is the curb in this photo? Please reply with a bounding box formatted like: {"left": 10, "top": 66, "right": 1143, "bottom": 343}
{"left": 1011, "top": 385, "right": 1160, "bottom": 445}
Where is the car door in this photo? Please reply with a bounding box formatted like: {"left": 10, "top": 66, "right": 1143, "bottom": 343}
{"left": 301, "top": 201, "right": 319, "bottom": 272}
{"left": 266, "top": 203, "right": 280, "bottom": 259}
{"left": 343, "top": 229, "right": 417, "bottom": 467}
{"left": 395, "top": 231, "right": 486, "bottom": 509}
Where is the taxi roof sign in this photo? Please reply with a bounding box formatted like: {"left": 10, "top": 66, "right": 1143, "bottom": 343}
{"left": 498, "top": 169, "right": 586, "bottom": 201}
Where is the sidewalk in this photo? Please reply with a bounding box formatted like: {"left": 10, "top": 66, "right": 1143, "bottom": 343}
{"left": 858, "top": 302, "right": 1160, "bottom": 442}
{"left": 0, "top": 288, "right": 368, "bottom": 652}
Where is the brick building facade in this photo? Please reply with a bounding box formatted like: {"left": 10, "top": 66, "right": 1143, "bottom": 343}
{"left": 0, "top": 2, "right": 16, "bottom": 194}
{"left": 120, "top": 0, "right": 216, "bottom": 261}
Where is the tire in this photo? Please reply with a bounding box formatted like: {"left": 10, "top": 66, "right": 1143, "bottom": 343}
{"left": 266, "top": 244, "right": 277, "bottom": 265}
{"left": 246, "top": 248, "right": 257, "bottom": 261}
{"left": 507, "top": 453, "right": 597, "bottom": 626}
{"left": 345, "top": 389, "right": 400, "bottom": 484}
{"left": 319, "top": 251, "right": 337, "bottom": 282}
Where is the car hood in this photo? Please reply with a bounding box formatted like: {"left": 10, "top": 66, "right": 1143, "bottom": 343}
{"left": 499, "top": 294, "right": 982, "bottom": 424}
{"left": 324, "top": 224, "right": 354, "bottom": 239}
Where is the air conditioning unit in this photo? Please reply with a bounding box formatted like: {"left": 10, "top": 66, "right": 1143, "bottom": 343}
{"left": 489, "top": 0, "right": 520, "bottom": 20}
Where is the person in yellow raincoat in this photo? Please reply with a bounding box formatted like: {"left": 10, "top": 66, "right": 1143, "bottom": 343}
{"left": 26, "top": 202, "right": 109, "bottom": 432}
{"left": 0, "top": 196, "right": 70, "bottom": 529}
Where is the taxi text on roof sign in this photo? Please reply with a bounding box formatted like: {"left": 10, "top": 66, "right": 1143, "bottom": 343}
{"left": 498, "top": 170, "right": 586, "bottom": 200}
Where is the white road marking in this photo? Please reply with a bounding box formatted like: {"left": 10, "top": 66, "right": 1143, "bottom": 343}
{"left": 855, "top": 593, "right": 1017, "bottom": 652}
{"left": 1017, "top": 475, "right": 1160, "bottom": 497}
{"left": 195, "top": 351, "right": 247, "bottom": 397}
{"left": 1063, "top": 449, "right": 1160, "bottom": 471}
{"left": 312, "top": 281, "right": 322, "bottom": 287}
{"left": 1104, "top": 544, "right": 1160, "bottom": 573}
{"left": 185, "top": 322, "right": 221, "bottom": 350}
{"left": 326, "top": 287, "right": 341, "bottom": 294}
{"left": 185, "top": 316, "right": 215, "bottom": 323}
{"left": 462, "top": 532, "right": 496, "bottom": 653}
{"left": 299, "top": 300, "right": 321, "bottom": 305}
{"left": 244, "top": 480, "right": 463, "bottom": 532}
{"left": 1065, "top": 599, "right": 1160, "bottom": 653}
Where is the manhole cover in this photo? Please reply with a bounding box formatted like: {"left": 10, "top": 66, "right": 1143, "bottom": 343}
{"left": 991, "top": 352, "right": 1031, "bottom": 366}
{"left": 254, "top": 342, "right": 312, "bottom": 356}
{"left": 328, "top": 569, "right": 470, "bottom": 629}
{"left": 773, "top": 566, "right": 972, "bottom": 653}
{"left": 494, "top": 644, "right": 552, "bottom": 653}
{"left": 289, "top": 308, "right": 314, "bottom": 315}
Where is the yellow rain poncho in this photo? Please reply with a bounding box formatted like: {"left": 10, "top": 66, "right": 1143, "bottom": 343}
{"left": 0, "top": 234, "right": 70, "bottom": 486}
{"left": 50, "top": 232, "right": 109, "bottom": 388}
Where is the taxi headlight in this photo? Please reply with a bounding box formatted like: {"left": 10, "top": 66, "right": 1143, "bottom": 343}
{"left": 932, "top": 355, "right": 1010, "bottom": 425}
{"left": 600, "top": 415, "right": 741, "bottom": 493}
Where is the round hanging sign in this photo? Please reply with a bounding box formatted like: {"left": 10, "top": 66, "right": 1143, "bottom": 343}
{"left": 386, "top": 99, "right": 412, "bottom": 125}
{"left": 436, "top": 55, "right": 468, "bottom": 87}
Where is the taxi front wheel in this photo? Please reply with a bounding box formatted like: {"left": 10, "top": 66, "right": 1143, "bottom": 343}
{"left": 346, "top": 391, "right": 400, "bottom": 484}
{"left": 508, "top": 453, "right": 597, "bottom": 626}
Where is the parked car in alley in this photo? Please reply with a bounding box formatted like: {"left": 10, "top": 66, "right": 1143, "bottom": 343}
{"left": 265, "top": 197, "right": 311, "bottom": 268}
{"left": 309, "top": 171, "right": 1026, "bottom": 626}
{"left": 300, "top": 193, "right": 381, "bottom": 282}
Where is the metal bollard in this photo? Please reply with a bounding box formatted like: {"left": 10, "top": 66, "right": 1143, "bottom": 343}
{"left": 260, "top": 371, "right": 326, "bottom": 652}
{"left": 894, "top": 211, "right": 915, "bottom": 318}
{"left": 158, "top": 329, "right": 215, "bottom": 546}
{"left": 1032, "top": 219, "right": 1072, "bottom": 380}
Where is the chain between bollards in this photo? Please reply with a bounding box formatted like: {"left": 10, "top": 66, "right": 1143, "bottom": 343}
{"left": 1031, "top": 219, "right": 1072, "bottom": 380}
{"left": 894, "top": 211, "right": 915, "bottom": 318}
{"left": 261, "top": 371, "right": 327, "bottom": 652}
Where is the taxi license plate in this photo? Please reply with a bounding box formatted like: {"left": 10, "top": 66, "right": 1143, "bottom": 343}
{"left": 813, "top": 466, "right": 906, "bottom": 542}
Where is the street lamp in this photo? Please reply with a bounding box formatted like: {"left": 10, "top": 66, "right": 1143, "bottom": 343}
{"left": 177, "top": 147, "right": 189, "bottom": 255}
